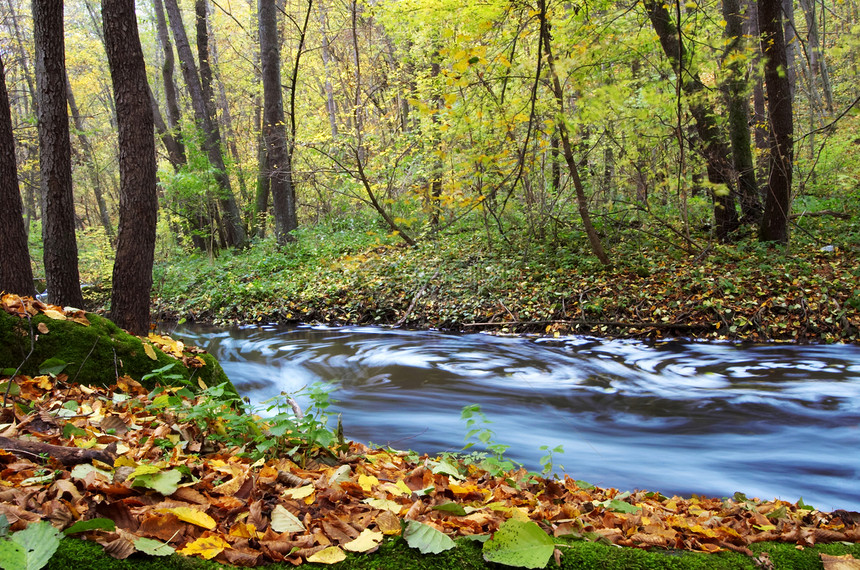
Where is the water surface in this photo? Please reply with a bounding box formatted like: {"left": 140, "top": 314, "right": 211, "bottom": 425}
{"left": 168, "top": 324, "right": 860, "bottom": 511}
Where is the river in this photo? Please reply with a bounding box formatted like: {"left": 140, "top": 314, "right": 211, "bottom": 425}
{"left": 167, "top": 324, "right": 860, "bottom": 512}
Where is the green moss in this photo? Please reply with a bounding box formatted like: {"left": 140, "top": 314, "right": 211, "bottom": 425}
{"left": 44, "top": 536, "right": 860, "bottom": 570}
{"left": 0, "top": 310, "right": 232, "bottom": 392}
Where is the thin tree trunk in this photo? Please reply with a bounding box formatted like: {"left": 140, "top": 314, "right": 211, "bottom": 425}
{"left": 103, "top": 0, "right": 158, "bottom": 335}
{"left": 722, "top": 0, "right": 761, "bottom": 222}
{"left": 317, "top": 1, "right": 338, "bottom": 138}
{"left": 33, "top": 0, "right": 84, "bottom": 308}
{"left": 152, "top": 0, "right": 184, "bottom": 143}
{"left": 259, "top": 0, "right": 298, "bottom": 244}
{"left": 0, "top": 53, "right": 36, "bottom": 297}
{"left": 643, "top": 0, "right": 740, "bottom": 240}
{"left": 65, "top": 73, "right": 115, "bottom": 243}
{"left": 539, "top": 0, "right": 610, "bottom": 266}
{"left": 164, "top": 0, "right": 246, "bottom": 248}
{"left": 758, "top": 0, "right": 794, "bottom": 243}
{"left": 148, "top": 84, "right": 186, "bottom": 170}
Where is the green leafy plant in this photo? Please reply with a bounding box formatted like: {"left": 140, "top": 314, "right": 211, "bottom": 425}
{"left": 460, "top": 404, "right": 517, "bottom": 476}
{"left": 0, "top": 516, "right": 63, "bottom": 570}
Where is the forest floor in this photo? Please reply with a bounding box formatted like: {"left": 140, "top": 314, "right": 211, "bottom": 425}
{"left": 2, "top": 299, "right": 859, "bottom": 569}
{"left": 84, "top": 207, "right": 860, "bottom": 344}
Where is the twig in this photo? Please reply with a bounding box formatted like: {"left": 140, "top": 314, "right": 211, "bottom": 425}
{"left": 395, "top": 267, "right": 441, "bottom": 327}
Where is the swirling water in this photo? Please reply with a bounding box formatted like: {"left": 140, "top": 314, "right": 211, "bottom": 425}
{"left": 169, "top": 324, "right": 860, "bottom": 511}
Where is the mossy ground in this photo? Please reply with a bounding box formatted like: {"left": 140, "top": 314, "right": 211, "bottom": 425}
{"left": 47, "top": 535, "right": 860, "bottom": 569}
{"left": 0, "top": 309, "right": 231, "bottom": 391}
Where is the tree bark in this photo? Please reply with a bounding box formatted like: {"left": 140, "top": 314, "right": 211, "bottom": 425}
{"left": 65, "top": 72, "right": 115, "bottom": 243}
{"left": 164, "top": 0, "right": 246, "bottom": 248}
{"left": 643, "top": 0, "right": 740, "bottom": 240}
{"left": 33, "top": 0, "right": 84, "bottom": 308}
{"left": 0, "top": 54, "right": 36, "bottom": 297}
{"left": 722, "top": 0, "right": 762, "bottom": 222}
{"left": 152, "top": 0, "right": 185, "bottom": 152}
{"left": 758, "top": 0, "right": 794, "bottom": 243}
{"left": 103, "top": 0, "right": 158, "bottom": 335}
{"left": 259, "top": 0, "right": 298, "bottom": 244}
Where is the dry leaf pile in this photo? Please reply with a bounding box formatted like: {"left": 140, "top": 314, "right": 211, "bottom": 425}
{"left": 1, "top": 372, "right": 859, "bottom": 567}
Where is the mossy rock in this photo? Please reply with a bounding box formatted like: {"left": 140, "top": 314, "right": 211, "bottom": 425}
{"left": 0, "top": 310, "right": 233, "bottom": 393}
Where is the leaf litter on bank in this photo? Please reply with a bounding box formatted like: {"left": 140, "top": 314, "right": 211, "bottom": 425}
{"left": 1, "top": 374, "right": 859, "bottom": 567}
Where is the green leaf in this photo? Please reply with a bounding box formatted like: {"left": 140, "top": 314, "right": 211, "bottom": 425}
{"left": 39, "top": 358, "right": 68, "bottom": 377}
{"left": 402, "top": 520, "right": 456, "bottom": 554}
{"left": 133, "top": 536, "right": 176, "bottom": 556}
{"left": 4, "top": 521, "right": 63, "bottom": 570}
{"left": 596, "top": 498, "right": 641, "bottom": 514}
{"left": 482, "top": 519, "right": 554, "bottom": 569}
{"left": 0, "top": 382, "right": 20, "bottom": 397}
{"left": 64, "top": 518, "right": 115, "bottom": 535}
{"left": 797, "top": 497, "right": 815, "bottom": 511}
{"left": 62, "top": 423, "right": 86, "bottom": 438}
{"left": 131, "top": 469, "right": 183, "bottom": 496}
{"left": 0, "top": 540, "right": 26, "bottom": 570}
{"left": 0, "top": 514, "right": 9, "bottom": 537}
{"left": 432, "top": 502, "right": 467, "bottom": 516}
{"left": 427, "top": 459, "right": 464, "bottom": 480}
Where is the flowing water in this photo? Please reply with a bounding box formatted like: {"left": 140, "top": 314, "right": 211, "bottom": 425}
{"left": 168, "top": 324, "right": 860, "bottom": 512}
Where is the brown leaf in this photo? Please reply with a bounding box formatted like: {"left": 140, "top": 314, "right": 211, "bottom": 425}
{"left": 821, "top": 554, "right": 860, "bottom": 570}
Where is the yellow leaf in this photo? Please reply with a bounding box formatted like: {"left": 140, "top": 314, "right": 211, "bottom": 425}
{"left": 271, "top": 504, "right": 305, "bottom": 533}
{"left": 43, "top": 309, "right": 66, "bottom": 320}
{"left": 307, "top": 546, "right": 346, "bottom": 564}
{"left": 161, "top": 507, "right": 217, "bottom": 530}
{"left": 229, "top": 522, "right": 262, "bottom": 539}
{"left": 375, "top": 510, "right": 401, "bottom": 535}
{"left": 144, "top": 343, "right": 158, "bottom": 360}
{"left": 363, "top": 498, "right": 403, "bottom": 514}
{"left": 358, "top": 474, "right": 379, "bottom": 493}
{"left": 379, "top": 481, "right": 410, "bottom": 497}
{"left": 343, "top": 529, "right": 383, "bottom": 552}
{"left": 178, "top": 534, "right": 230, "bottom": 559}
{"left": 283, "top": 484, "right": 315, "bottom": 500}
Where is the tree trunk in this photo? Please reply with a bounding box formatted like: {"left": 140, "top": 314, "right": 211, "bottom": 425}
{"left": 33, "top": 0, "right": 84, "bottom": 308}
{"left": 317, "top": 0, "right": 338, "bottom": 138}
{"left": 0, "top": 53, "right": 36, "bottom": 297}
{"left": 758, "top": 0, "right": 794, "bottom": 243}
{"left": 539, "top": 0, "right": 610, "bottom": 266}
{"left": 152, "top": 0, "right": 185, "bottom": 149}
{"left": 259, "top": 0, "right": 298, "bottom": 244}
{"left": 103, "top": 0, "right": 158, "bottom": 335}
{"left": 164, "top": 0, "right": 246, "bottom": 248}
{"left": 722, "top": 0, "right": 761, "bottom": 222}
{"left": 65, "top": 72, "right": 115, "bottom": 243}
{"left": 798, "top": 0, "right": 834, "bottom": 113}
{"left": 643, "top": 0, "right": 740, "bottom": 240}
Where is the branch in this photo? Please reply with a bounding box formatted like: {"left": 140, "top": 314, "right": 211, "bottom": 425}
{"left": 0, "top": 437, "right": 118, "bottom": 466}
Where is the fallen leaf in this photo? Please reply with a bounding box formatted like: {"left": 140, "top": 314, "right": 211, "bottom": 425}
{"left": 342, "top": 529, "right": 383, "bottom": 552}
{"left": 160, "top": 507, "right": 216, "bottom": 530}
{"left": 143, "top": 343, "right": 158, "bottom": 360}
{"left": 306, "top": 546, "right": 346, "bottom": 564}
{"left": 821, "top": 553, "right": 860, "bottom": 570}
{"left": 271, "top": 504, "right": 305, "bottom": 533}
{"left": 178, "top": 534, "right": 230, "bottom": 559}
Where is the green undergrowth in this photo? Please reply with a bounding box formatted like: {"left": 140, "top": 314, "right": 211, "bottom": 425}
{"left": 45, "top": 534, "right": 860, "bottom": 569}
{"left": 137, "top": 203, "right": 860, "bottom": 343}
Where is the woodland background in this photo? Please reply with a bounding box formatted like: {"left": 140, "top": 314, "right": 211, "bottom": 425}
{"left": 1, "top": 0, "right": 859, "bottom": 336}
